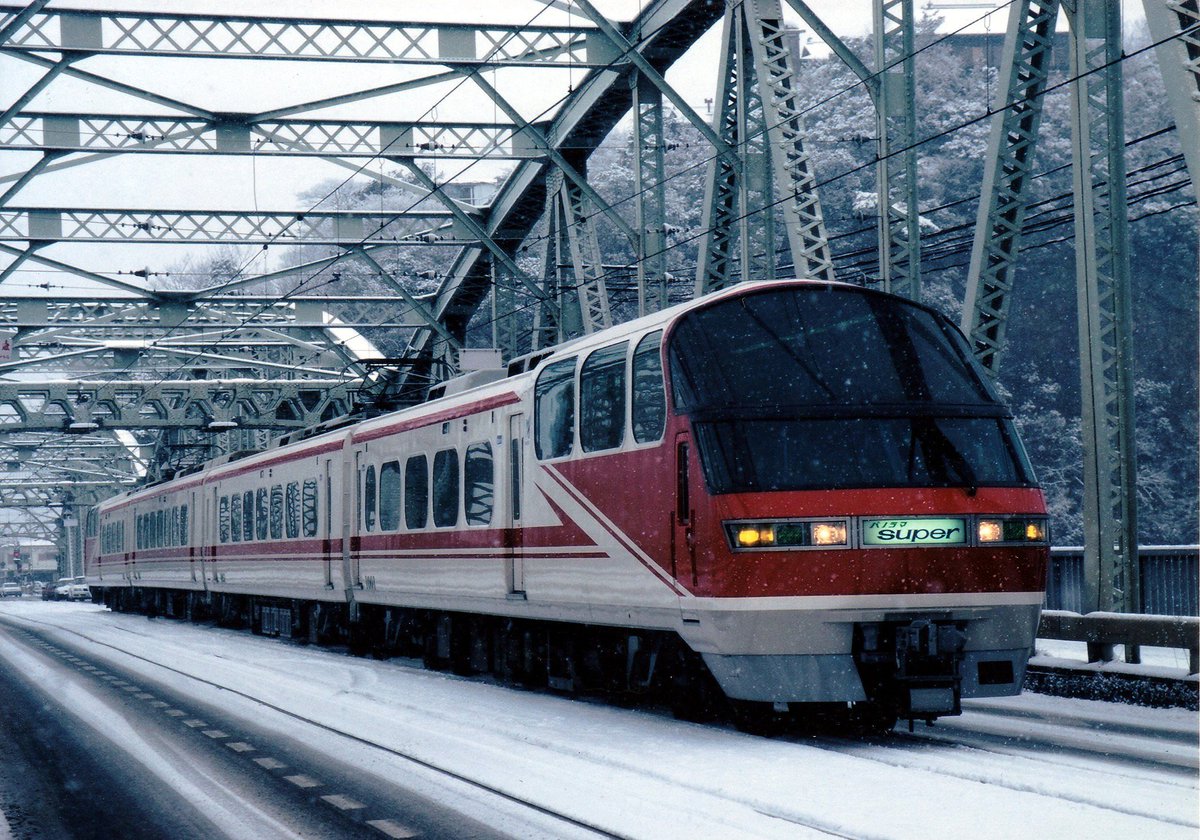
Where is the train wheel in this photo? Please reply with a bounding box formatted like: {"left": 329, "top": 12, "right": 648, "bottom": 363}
{"left": 847, "top": 702, "right": 898, "bottom": 736}
{"left": 728, "top": 700, "right": 791, "bottom": 736}
{"left": 665, "top": 646, "right": 724, "bottom": 723}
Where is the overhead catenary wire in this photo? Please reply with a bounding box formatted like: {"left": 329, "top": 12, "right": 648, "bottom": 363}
{"left": 466, "top": 17, "right": 1199, "bottom": 339}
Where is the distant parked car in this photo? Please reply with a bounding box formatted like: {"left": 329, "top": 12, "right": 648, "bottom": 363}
{"left": 67, "top": 577, "right": 90, "bottom": 602}
{"left": 52, "top": 577, "right": 73, "bottom": 601}
{"left": 1, "top": 581, "right": 21, "bottom": 598}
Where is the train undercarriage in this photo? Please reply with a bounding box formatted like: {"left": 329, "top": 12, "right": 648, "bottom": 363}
{"left": 95, "top": 585, "right": 968, "bottom": 735}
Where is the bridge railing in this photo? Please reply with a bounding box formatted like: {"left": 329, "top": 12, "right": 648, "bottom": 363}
{"left": 1038, "top": 546, "right": 1199, "bottom": 676}
{"left": 1045, "top": 546, "right": 1199, "bottom": 616}
{"left": 1037, "top": 609, "right": 1199, "bottom": 675}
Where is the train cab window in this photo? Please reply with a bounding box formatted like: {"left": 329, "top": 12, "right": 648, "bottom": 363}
{"left": 404, "top": 455, "right": 428, "bottom": 529}
{"left": 363, "top": 465, "right": 377, "bottom": 532}
{"left": 379, "top": 461, "right": 401, "bottom": 532}
{"left": 301, "top": 479, "right": 319, "bottom": 537}
{"left": 219, "top": 492, "right": 230, "bottom": 544}
{"left": 535, "top": 357, "right": 576, "bottom": 460}
{"left": 632, "top": 331, "right": 665, "bottom": 444}
{"left": 432, "top": 449, "right": 459, "bottom": 528}
{"left": 285, "top": 482, "right": 300, "bottom": 539}
{"left": 255, "top": 488, "right": 269, "bottom": 540}
{"left": 269, "top": 485, "right": 284, "bottom": 540}
{"left": 580, "top": 342, "right": 627, "bottom": 453}
{"left": 464, "top": 443, "right": 494, "bottom": 526}
{"left": 86, "top": 509, "right": 98, "bottom": 538}
{"left": 242, "top": 491, "right": 254, "bottom": 541}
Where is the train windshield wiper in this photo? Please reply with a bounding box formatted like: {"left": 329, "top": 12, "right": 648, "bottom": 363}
{"left": 911, "top": 418, "right": 978, "bottom": 496}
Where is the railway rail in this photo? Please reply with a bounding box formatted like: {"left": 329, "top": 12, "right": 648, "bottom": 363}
{"left": 0, "top": 601, "right": 1195, "bottom": 839}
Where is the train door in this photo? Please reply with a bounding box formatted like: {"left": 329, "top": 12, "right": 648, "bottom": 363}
{"left": 189, "top": 489, "right": 197, "bottom": 583}
{"left": 506, "top": 413, "right": 526, "bottom": 597}
{"left": 340, "top": 450, "right": 357, "bottom": 593}
{"left": 673, "top": 433, "right": 697, "bottom": 588}
{"left": 205, "top": 487, "right": 217, "bottom": 586}
{"left": 323, "top": 458, "right": 334, "bottom": 588}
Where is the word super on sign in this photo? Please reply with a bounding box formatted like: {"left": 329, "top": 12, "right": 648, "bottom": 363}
{"left": 862, "top": 518, "right": 966, "bottom": 547}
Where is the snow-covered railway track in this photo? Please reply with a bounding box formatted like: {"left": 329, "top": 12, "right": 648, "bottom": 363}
{"left": 2, "top": 602, "right": 1196, "bottom": 840}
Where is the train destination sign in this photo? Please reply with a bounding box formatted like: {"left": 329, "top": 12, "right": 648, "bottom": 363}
{"left": 862, "top": 518, "right": 967, "bottom": 547}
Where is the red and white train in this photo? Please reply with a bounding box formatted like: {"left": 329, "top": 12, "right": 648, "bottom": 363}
{"left": 85, "top": 280, "right": 1048, "bottom": 727}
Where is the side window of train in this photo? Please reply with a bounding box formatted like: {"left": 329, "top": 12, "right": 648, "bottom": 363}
{"left": 269, "top": 485, "right": 284, "bottom": 540}
{"left": 432, "top": 448, "right": 459, "bottom": 528}
{"left": 230, "top": 494, "right": 242, "bottom": 542}
{"left": 285, "top": 482, "right": 300, "bottom": 539}
{"left": 379, "top": 460, "right": 401, "bottom": 532}
{"left": 171, "top": 506, "right": 180, "bottom": 546}
{"left": 464, "top": 443, "right": 494, "bottom": 526}
{"left": 301, "top": 479, "right": 319, "bottom": 537}
{"left": 632, "top": 331, "right": 666, "bottom": 444}
{"left": 404, "top": 455, "right": 429, "bottom": 529}
{"left": 255, "top": 488, "right": 269, "bottom": 540}
{"left": 580, "top": 342, "right": 628, "bottom": 453}
{"left": 535, "top": 357, "right": 576, "bottom": 459}
{"left": 219, "top": 495, "right": 230, "bottom": 543}
{"left": 363, "top": 464, "right": 377, "bottom": 532}
{"left": 242, "top": 491, "right": 255, "bottom": 542}
{"left": 180, "top": 504, "right": 188, "bottom": 545}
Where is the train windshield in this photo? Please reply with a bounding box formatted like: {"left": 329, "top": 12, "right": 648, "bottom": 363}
{"left": 668, "top": 286, "right": 1034, "bottom": 492}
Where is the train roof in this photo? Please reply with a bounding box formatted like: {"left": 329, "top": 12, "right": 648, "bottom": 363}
{"left": 95, "top": 278, "right": 862, "bottom": 510}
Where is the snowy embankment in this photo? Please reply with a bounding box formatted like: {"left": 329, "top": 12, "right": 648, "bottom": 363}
{"left": 1, "top": 601, "right": 1196, "bottom": 840}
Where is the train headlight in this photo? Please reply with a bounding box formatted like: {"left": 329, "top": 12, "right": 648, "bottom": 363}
{"left": 725, "top": 520, "right": 848, "bottom": 550}
{"left": 978, "top": 519, "right": 1003, "bottom": 543}
{"left": 812, "top": 522, "right": 848, "bottom": 546}
{"left": 977, "top": 517, "right": 1048, "bottom": 544}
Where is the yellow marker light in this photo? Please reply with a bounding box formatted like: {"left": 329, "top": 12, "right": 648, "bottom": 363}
{"left": 736, "top": 528, "right": 761, "bottom": 547}
{"left": 812, "top": 522, "right": 848, "bottom": 546}
{"left": 978, "top": 520, "right": 1003, "bottom": 543}
{"left": 736, "top": 527, "right": 775, "bottom": 547}
{"left": 1025, "top": 521, "right": 1046, "bottom": 542}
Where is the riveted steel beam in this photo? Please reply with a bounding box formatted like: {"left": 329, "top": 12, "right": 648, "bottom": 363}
{"left": 962, "top": 0, "right": 1060, "bottom": 374}
{"left": 696, "top": 0, "right": 833, "bottom": 294}
{"left": 0, "top": 6, "right": 610, "bottom": 67}
{"left": 0, "top": 379, "right": 354, "bottom": 432}
{"left": 1066, "top": 0, "right": 1138, "bottom": 616}
{"left": 1143, "top": 0, "right": 1200, "bottom": 184}
{"left": 554, "top": 169, "right": 613, "bottom": 336}
{"left": 632, "top": 72, "right": 669, "bottom": 315}
{"left": 0, "top": 296, "right": 431, "bottom": 331}
{"left": 0, "top": 207, "right": 467, "bottom": 246}
{"left": 402, "top": 0, "right": 722, "bottom": 382}
{"left": 874, "top": 0, "right": 921, "bottom": 300}
{"left": 1, "top": 112, "right": 541, "bottom": 159}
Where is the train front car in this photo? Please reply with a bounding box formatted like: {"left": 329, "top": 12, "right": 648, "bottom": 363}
{"left": 664, "top": 281, "right": 1048, "bottom": 724}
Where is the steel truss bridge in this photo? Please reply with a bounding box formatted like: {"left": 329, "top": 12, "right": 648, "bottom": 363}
{"left": 0, "top": 0, "right": 1196, "bottom": 615}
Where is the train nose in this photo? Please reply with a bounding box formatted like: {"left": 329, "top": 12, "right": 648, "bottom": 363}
{"left": 854, "top": 618, "right": 967, "bottom": 723}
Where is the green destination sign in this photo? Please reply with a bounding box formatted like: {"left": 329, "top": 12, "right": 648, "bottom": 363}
{"left": 862, "top": 517, "right": 966, "bottom": 547}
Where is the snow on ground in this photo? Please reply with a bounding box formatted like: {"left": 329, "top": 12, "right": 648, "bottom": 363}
{"left": 2, "top": 600, "right": 1196, "bottom": 840}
